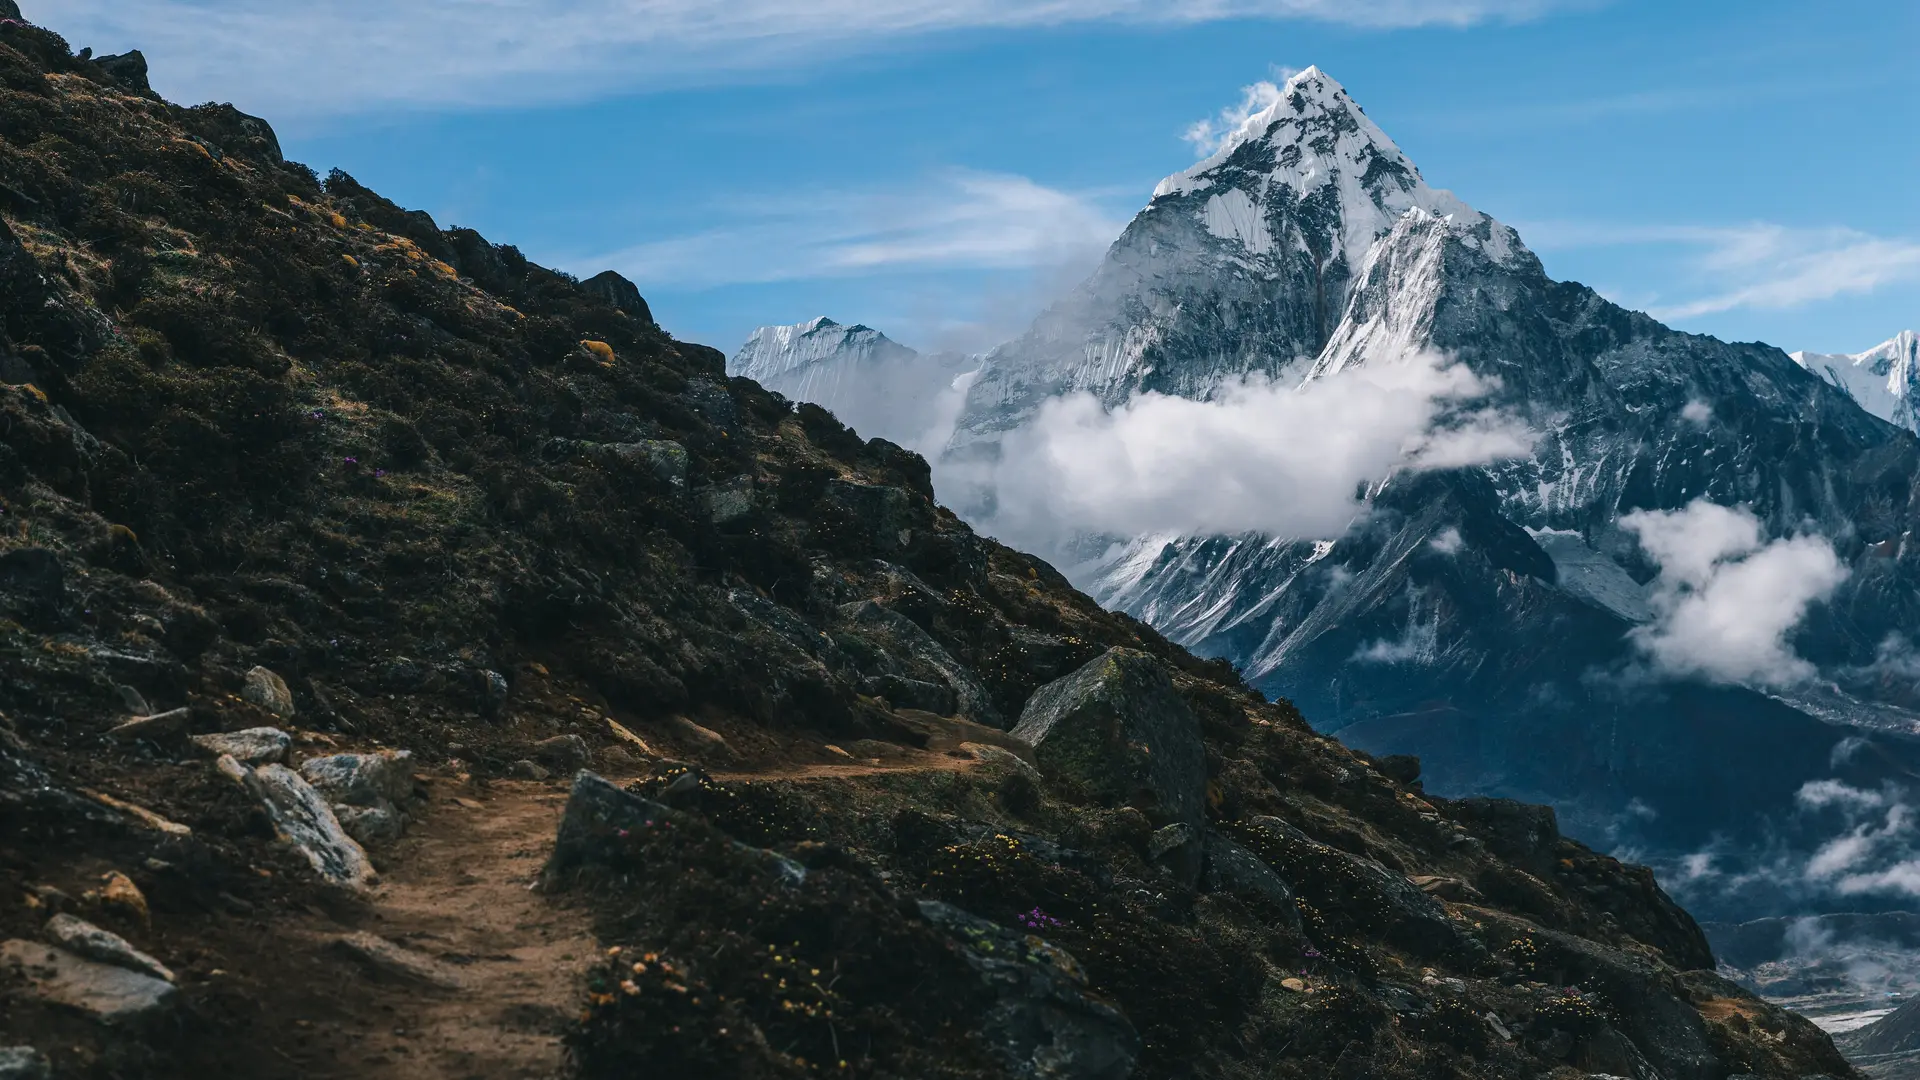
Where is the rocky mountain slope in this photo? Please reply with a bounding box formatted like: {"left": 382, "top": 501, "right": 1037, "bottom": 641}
{"left": 730, "top": 316, "right": 978, "bottom": 455}
{"left": 1794, "top": 332, "right": 1920, "bottom": 435}
{"left": 944, "top": 67, "right": 1920, "bottom": 922}
{"left": 0, "top": 11, "right": 1861, "bottom": 1079}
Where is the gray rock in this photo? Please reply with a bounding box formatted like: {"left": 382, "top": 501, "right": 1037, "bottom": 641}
{"left": 1202, "top": 833, "right": 1301, "bottom": 928}
{"left": 0, "top": 939, "right": 176, "bottom": 1024}
{"left": 241, "top": 763, "right": 375, "bottom": 890}
{"left": 107, "top": 706, "right": 188, "bottom": 742}
{"left": 543, "top": 772, "right": 678, "bottom": 884}
{"left": 918, "top": 900, "right": 1139, "bottom": 1080}
{"left": 507, "top": 759, "right": 550, "bottom": 781}
{"left": 533, "top": 734, "right": 592, "bottom": 772}
{"left": 543, "top": 772, "right": 805, "bottom": 888}
{"left": 190, "top": 726, "right": 291, "bottom": 765}
{"left": 44, "top": 913, "right": 172, "bottom": 982}
{"left": 1147, "top": 822, "right": 1203, "bottom": 886}
{"left": 333, "top": 931, "right": 466, "bottom": 989}
{"left": 241, "top": 666, "right": 295, "bottom": 717}
{"left": 300, "top": 750, "right": 414, "bottom": 807}
{"left": 95, "top": 50, "right": 150, "bottom": 92}
{"left": 113, "top": 684, "right": 151, "bottom": 716}
{"left": 701, "top": 476, "right": 754, "bottom": 523}
{"left": 0, "top": 1046, "right": 50, "bottom": 1080}
{"left": 819, "top": 478, "right": 915, "bottom": 554}
{"left": 1011, "top": 648, "right": 1206, "bottom": 829}
{"left": 332, "top": 803, "right": 404, "bottom": 844}
{"left": 580, "top": 270, "right": 653, "bottom": 324}
{"left": 840, "top": 600, "right": 1002, "bottom": 727}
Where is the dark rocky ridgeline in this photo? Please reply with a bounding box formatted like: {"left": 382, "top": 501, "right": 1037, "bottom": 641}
{"left": 0, "top": 10, "right": 1858, "bottom": 1080}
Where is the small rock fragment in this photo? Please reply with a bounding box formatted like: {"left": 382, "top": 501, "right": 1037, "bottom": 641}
{"left": 191, "top": 726, "right": 291, "bottom": 765}
{"left": 44, "top": 913, "right": 173, "bottom": 982}
{"left": 80, "top": 790, "right": 191, "bottom": 836}
{"left": 605, "top": 718, "right": 656, "bottom": 756}
{"left": 533, "top": 733, "right": 591, "bottom": 771}
{"left": 0, "top": 1046, "right": 51, "bottom": 1080}
{"left": 1280, "top": 977, "right": 1307, "bottom": 993}
{"left": 113, "top": 684, "right": 151, "bottom": 716}
{"left": 508, "top": 759, "right": 550, "bottom": 781}
{"left": 107, "top": 706, "right": 189, "bottom": 742}
{"left": 334, "top": 803, "right": 404, "bottom": 843}
{"left": 240, "top": 666, "right": 295, "bottom": 717}
{"left": 0, "top": 940, "right": 176, "bottom": 1024}
{"left": 98, "top": 872, "right": 148, "bottom": 926}
{"left": 333, "top": 931, "right": 466, "bottom": 989}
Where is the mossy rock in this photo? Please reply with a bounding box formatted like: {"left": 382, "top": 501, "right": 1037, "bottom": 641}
{"left": 1011, "top": 648, "right": 1205, "bottom": 829}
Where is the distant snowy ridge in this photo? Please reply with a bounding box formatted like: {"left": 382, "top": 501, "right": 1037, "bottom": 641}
{"left": 728, "top": 317, "right": 978, "bottom": 455}
{"left": 1791, "top": 331, "right": 1920, "bottom": 434}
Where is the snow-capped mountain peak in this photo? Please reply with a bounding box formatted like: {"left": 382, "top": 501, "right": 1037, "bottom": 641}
{"left": 1153, "top": 65, "right": 1519, "bottom": 274}
{"left": 1792, "top": 330, "right": 1920, "bottom": 434}
{"left": 731, "top": 317, "right": 912, "bottom": 385}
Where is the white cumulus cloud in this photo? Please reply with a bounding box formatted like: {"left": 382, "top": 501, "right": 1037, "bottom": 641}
{"left": 975, "top": 350, "right": 1533, "bottom": 548}
{"left": 1620, "top": 499, "right": 1847, "bottom": 688}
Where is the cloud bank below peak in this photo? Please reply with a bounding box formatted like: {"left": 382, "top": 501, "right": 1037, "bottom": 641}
{"left": 56, "top": 0, "right": 1580, "bottom": 118}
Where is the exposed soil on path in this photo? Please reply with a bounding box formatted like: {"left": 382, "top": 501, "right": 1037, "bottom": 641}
{"left": 316, "top": 776, "right": 603, "bottom": 1080}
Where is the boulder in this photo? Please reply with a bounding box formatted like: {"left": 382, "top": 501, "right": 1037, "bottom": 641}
{"left": 533, "top": 734, "right": 592, "bottom": 772}
{"left": 0, "top": 939, "right": 176, "bottom": 1024}
{"left": 840, "top": 600, "right": 1002, "bottom": 727}
{"left": 333, "top": 931, "right": 466, "bottom": 989}
{"left": 543, "top": 771, "right": 804, "bottom": 888}
{"left": 240, "top": 665, "right": 295, "bottom": 717}
{"left": 0, "top": 1047, "right": 50, "bottom": 1080}
{"left": 300, "top": 749, "right": 413, "bottom": 807}
{"left": 94, "top": 51, "right": 150, "bottom": 93}
{"left": 580, "top": 270, "right": 653, "bottom": 324}
{"left": 190, "top": 726, "right": 290, "bottom": 765}
{"left": 1011, "top": 648, "right": 1206, "bottom": 829}
{"left": 917, "top": 900, "right": 1139, "bottom": 1080}
{"left": 542, "top": 772, "right": 679, "bottom": 884}
{"left": 43, "top": 913, "right": 172, "bottom": 982}
{"left": 241, "top": 763, "right": 375, "bottom": 890}
{"left": 1202, "top": 833, "right": 1302, "bottom": 929}
{"left": 301, "top": 750, "right": 414, "bottom": 845}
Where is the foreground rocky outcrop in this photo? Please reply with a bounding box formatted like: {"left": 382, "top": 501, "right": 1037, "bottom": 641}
{"left": 0, "top": 8, "right": 1858, "bottom": 1079}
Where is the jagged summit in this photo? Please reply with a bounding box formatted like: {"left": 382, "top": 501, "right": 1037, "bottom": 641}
{"left": 1792, "top": 330, "right": 1920, "bottom": 433}
{"left": 1153, "top": 65, "right": 1518, "bottom": 274}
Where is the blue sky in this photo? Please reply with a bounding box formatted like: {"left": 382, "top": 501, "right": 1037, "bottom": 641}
{"left": 52, "top": 0, "right": 1919, "bottom": 358}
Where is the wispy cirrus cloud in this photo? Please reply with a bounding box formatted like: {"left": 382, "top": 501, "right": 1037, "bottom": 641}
{"left": 1523, "top": 219, "right": 1920, "bottom": 321}
{"left": 591, "top": 169, "right": 1124, "bottom": 288}
{"left": 51, "top": 0, "right": 1578, "bottom": 119}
